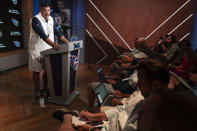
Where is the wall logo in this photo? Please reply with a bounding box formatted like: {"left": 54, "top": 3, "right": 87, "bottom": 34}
{"left": 70, "top": 55, "right": 79, "bottom": 71}
{"left": 8, "top": 9, "right": 20, "bottom": 14}
{"left": 0, "top": 31, "right": 2, "bottom": 38}
{"left": 12, "top": 0, "right": 17, "bottom": 5}
{"left": 0, "top": 20, "right": 4, "bottom": 24}
{"left": 0, "top": 44, "right": 6, "bottom": 48}
{"left": 10, "top": 31, "right": 21, "bottom": 36}
{"left": 13, "top": 41, "right": 20, "bottom": 47}
{"left": 12, "top": 19, "right": 19, "bottom": 27}
{"left": 74, "top": 43, "right": 80, "bottom": 49}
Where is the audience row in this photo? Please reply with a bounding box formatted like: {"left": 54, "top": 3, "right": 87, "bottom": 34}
{"left": 52, "top": 34, "right": 197, "bottom": 131}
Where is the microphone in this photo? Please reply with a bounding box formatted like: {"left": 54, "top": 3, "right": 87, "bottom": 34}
{"left": 55, "top": 24, "right": 64, "bottom": 33}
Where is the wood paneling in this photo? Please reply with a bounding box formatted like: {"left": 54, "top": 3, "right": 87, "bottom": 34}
{"left": 85, "top": 0, "right": 197, "bottom": 64}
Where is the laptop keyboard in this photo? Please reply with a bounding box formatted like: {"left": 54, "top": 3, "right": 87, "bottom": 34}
{"left": 103, "top": 95, "right": 115, "bottom": 106}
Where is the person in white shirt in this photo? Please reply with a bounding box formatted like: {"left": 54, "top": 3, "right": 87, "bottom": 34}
{"left": 28, "top": 3, "right": 69, "bottom": 97}
{"left": 53, "top": 58, "right": 170, "bottom": 131}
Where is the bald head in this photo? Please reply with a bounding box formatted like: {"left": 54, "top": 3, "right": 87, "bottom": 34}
{"left": 134, "top": 37, "right": 147, "bottom": 51}
{"left": 137, "top": 37, "right": 145, "bottom": 43}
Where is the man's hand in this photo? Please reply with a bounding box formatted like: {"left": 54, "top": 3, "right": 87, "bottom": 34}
{"left": 111, "top": 98, "right": 123, "bottom": 106}
{"left": 106, "top": 79, "right": 117, "bottom": 84}
{"left": 53, "top": 43, "right": 60, "bottom": 51}
{"left": 45, "top": 38, "right": 60, "bottom": 51}
{"left": 79, "top": 110, "right": 93, "bottom": 121}
{"left": 79, "top": 110, "right": 88, "bottom": 121}
{"left": 120, "top": 63, "right": 130, "bottom": 68}
{"left": 113, "top": 90, "right": 122, "bottom": 96}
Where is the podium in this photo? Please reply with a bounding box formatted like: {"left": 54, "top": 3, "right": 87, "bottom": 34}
{"left": 41, "top": 40, "right": 83, "bottom": 106}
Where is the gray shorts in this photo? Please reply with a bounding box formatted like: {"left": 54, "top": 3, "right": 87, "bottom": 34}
{"left": 28, "top": 54, "right": 43, "bottom": 72}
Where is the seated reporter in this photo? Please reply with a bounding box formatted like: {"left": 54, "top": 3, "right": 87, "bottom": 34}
{"left": 53, "top": 58, "right": 172, "bottom": 131}
{"left": 87, "top": 70, "right": 138, "bottom": 112}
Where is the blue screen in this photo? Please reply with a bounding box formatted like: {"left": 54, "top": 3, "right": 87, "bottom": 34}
{"left": 94, "top": 83, "right": 107, "bottom": 101}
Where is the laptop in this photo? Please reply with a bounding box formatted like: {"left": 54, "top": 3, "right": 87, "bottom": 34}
{"left": 96, "top": 68, "right": 106, "bottom": 82}
{"left": 93, "top": 82, "right": 116, "bottom": 106}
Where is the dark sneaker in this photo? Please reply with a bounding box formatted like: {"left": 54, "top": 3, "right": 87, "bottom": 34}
{"left": 52, "top": 109, "right": 79, "bottom": 122}
{"left": 40, "top": 89, "right": 49, "bottom": 98}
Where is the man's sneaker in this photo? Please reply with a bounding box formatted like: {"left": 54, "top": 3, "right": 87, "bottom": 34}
{"left": 40, "top": 89, "right": 49, "bottom": 98}
{"left": 52, "top": 109, "right": 79, "bottom": 122}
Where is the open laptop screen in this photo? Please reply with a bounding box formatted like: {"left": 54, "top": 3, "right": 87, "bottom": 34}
{"left": 94, "top": 83, "right": 108, "bottom": 103}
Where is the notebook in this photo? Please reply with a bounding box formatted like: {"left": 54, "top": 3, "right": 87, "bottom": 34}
{"left": 96, "top": 68, "right": 106, "bottom": 82}
{"left": 93, "top": 82, "right": 116, "bottom": 106}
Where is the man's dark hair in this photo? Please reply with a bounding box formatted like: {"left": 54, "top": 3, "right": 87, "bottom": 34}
{"left": 178, "top": 40, "right": 191, "bottom": 47}
{"left": 134, "top": 37, "right": 147, "bottom": 51}
{"left": 165, "top": 34, "right": 176, "bottom": 43}
{"left": 170, "top": 34, "right": 176, "bottom": 43}
{"left": 40, "top": 2, "right": 50, "bottom": 8}
{"left": 138, "top": 59, "right": 170, "bottom": 85}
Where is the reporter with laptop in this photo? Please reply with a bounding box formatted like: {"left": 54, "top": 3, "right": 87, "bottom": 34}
{"left": 53, "top": 59, "right": 175, "bottom": 131}
{"left": 87, "top": 70, "right": 138, "bottom": 112}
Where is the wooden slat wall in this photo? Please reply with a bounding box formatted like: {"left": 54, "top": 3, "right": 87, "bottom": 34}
{"left": 85, "top": 0, "right": 197, "bottom": 65}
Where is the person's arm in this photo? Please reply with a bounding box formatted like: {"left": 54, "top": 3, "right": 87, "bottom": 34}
{"left": 165, "top": 44, "right": 179, "bottom": 61}
{"left": 127, "top": 64, "right": 139, "bottom": 70}
{"left": 59, "top": 35, "right": 70, "bottom": 43}
{"left": 45, "top": 37, "right": 60, "bottom": 51}
{"left": 54, "top": 25, "right": 70, "bottom": 44}
{"left": 121, "top": 63, "right": 132, "bottom": 68}
{"left": 106, "top": 79, "right": 117, "bottom": 85}
{"left": 109, "top": 74, "right": 120, "bottom": 79}
{"left": 114, "top": 90, "right": 130, "bottom": 98}
{"left": 122, "top": 58, "right": 134, "bottom": 63}
{"left": 111, "top": 98, "right": 123, "bottom": 106}
{"left": 79, "top": 110, "right": 107, "bottom": 121}
{"left": 32, "top": 17, "right": 60, "bottom": 50}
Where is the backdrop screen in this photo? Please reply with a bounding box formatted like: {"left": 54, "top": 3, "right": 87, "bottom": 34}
{"left": 0, "top": 0, "right": 23, "bottom": 52}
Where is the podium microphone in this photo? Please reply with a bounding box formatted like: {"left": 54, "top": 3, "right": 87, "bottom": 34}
{"left": 55, "top": 24, "right": 64, "bottom": 33}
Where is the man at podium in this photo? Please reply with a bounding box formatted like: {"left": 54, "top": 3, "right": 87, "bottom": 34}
{"left": 28, "top": 2, "right": 69, "bottom": 97}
